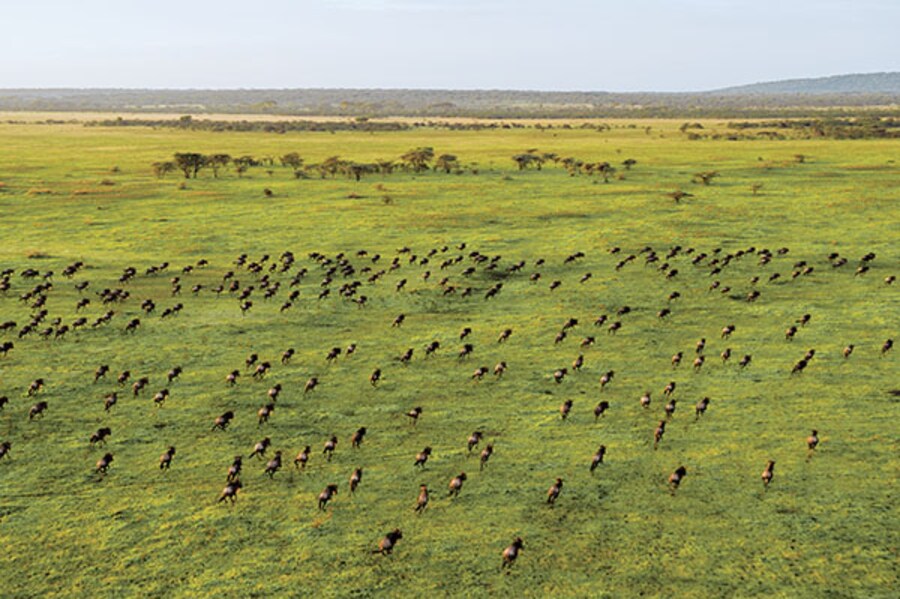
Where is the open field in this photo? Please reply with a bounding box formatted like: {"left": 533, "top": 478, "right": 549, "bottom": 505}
{"left": 0, "top": 118, "right": 897, "bottom": 597}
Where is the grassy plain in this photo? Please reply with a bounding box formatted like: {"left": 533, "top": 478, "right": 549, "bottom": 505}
{"left": 0, "top": 117, "right": 897, "bottom": 597}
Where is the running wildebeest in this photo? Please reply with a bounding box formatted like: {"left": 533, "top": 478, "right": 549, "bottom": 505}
{"left": 349, "top": 468, "right": 363, "bottom": 494}
{"left": 249, "top": 437, "right": 271, "bottom": 459}
{"left": 96, "top": 452, "right": 114, "bottom": 475}
{"left": 0, "top": 441, "right": 10, "bottom": 460}
{"left": 415, "top": 484, "right": 429, "bottom": 513}
{"left": 406, "top": 406, "right": 423, "bottom": 425}
{"left": 212, "top": 411, "right": 234, "bottom": 431}
{"left": 217, "top": 480, "right": 242, "bottom": 504}
{"left": 304, "top": 377, "right": 319, "bottom": 394}
{"left": 695, "top": 397, "right": 710, "bottom": 419}
{"left": 807, "top": 429, "right": 819, "bottom": 455}
{"left": 375, "top": 529, "right": 403, "bottom": 555}
{"left": 90, "top": 427, "right": 112, "bottom": 446}
{"left": 480, "top": 444, "right": 493, "bottom": 470}
{"left": 159, "top": 446, "right": 176, "bottom": 470}
{"left": 467, "top": 431, "right": 483, "bottom": 452}
{"left": 560, "top": 400, "right": 573, "bottom": 420}
{"left": 654, "top": 421, "right": 666, "bottom": 449}
{"left": 227, "top": 456, "right": 242, "bottom": 481}
{"left": 29, "top": 401, "right": 48, "bottom": 420}
{"left": 547, "top": 477, "right": 563, "bottom": 505}
{"left": 590, "top": 446, "right": 607, "bottom": 472}
{"left": 318, "top": 484, "right": 339, "bottom": 509}
{"left": 294, "top": 446, "right": 311, "bottom": 470}
{"left": 414, "top": 447, "right": 432, "bottom": 468}
{"left": 594, "top": 401, "right": 610, "bottom": 420}
{"left": 502, "top": 537, "right": 524, "bottom": 569}
{"left": 323, "top": 435, "right": 338, "bottom": 461}
{"left": 351, "top": 427, "right": 367, "bottom": 448}
{"left": 669, "top": 466, "right": 687, "bottom": 494}
{"left": 448, "top": 472, "right": 467, "bottom": 497}
{"left": 264, "top": 451, "right": 282, "bottom": 478}
{"left": 762, "top": 460, "right": 775, "bottom": 490}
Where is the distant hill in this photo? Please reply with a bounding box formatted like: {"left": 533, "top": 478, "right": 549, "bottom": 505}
{"left": 0, "top": 74, "right": 898, "bottom": 118}
{"left": 712, "top": 72, "right": 900, "bottom": 95}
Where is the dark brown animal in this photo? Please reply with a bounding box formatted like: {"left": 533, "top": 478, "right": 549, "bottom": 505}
{"left": 96, "top": 452, "right": 114, "bottom": 475}
{"left": 323, "top": 435, "right": 338, "bottom": 461}
{"left": 502, "top": 537, "right": 524, "bottom": 569}
{"left": 448, "top": 472, "right": 467, "bottom": 497}
{"left": 217, "top": 480, "right": 242, "bottom": 504}
{"left": 480, "top": 444, "right": 493, "bottom": 470}
{"left": 590, "top": 446, "right": 606, "bottom": 473}
{"left": 318, "top": 484, "right": 339, "bottom": 509}
{"left": 159, "top": 446, "right": 176, "bottom": 470}
{"left": 669, "top": 466, "right": 687, "bottom": 494}
{"left": 414, "top": 447, "right": 432, "bottom": 468}
{"left": 762, "top": 460, "right": 775, "bottom": 489}
{"left": 294, "top": 446, "right": 311, "bottom": 470}
{"left": 415, "top": 485, "right": 429, "bottom": 513}
{"left": 375, "top": 529, "right": 403, "bottom": 555}
{"left": 547, "top": 477, "right": 563, "bottom": 505}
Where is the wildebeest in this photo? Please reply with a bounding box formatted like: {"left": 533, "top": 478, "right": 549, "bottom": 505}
{"left": 547, "top": 477, "right": 563, "bottom": 505}
{"left": 212, "top": 411, "right": 234, "bottom": 431}
{"left": 415, "top": 484, "right": 429, "bottom": 513}
{"left": 304, "top": 377, "right": 319, "bottom": 394}
{"left": 807, "top": 429, "right": 819, "bottom": 455}
{"left": 318, "top": 484, "right": 339, "bottom": 509}
{"left": 502, "top": 537, "right": 524, "bottom": 569}
{"left": 94, "top": 364, "right": 109, "bottom": 382}
{"left": 29, "top": 401, "right": 48, "bottom": 420}
{"left": 249, "top": 437, "right": 271, "bottom": 459}
{"left": 294, "top": 446, "right": 311, "bottom": 470}
{"left": 90, "top": 427, "right": 112, "bottom": 446}
{"left": 264, "top": 451, "right": 282, "bottom": 478}
{"left": 0, "top": 441, "right": 10, "bottom": 460}
{"left": 590, "top": 446, "right": 606, "bottom": 472}
{"left": 665, "top": 399, "right": 677, "bottom": 419}
{"left": 159, "top": 446, "right": 176, "bottom": 470}
{"left": 448, "top": 472, "right": 467, "bottom": 497}
{"left": 351, "top": 427, "right": 367, "bottom": 448}
{"left": 257, "top": 403, "right": 275, "bottom": 425}
{"left": 762, "top": 460, "right": 775, "bottom": 490}
{"left": 594, "top": 401, "right": 610, "bottom": 420}
{"left": 560, "top": 399, "right": 573, "bottom": 420}
{"left": 406, "top": 406, "right": 423, "bottom": 425}
{"left": 654, "top": 421, "right": 666, "bottom": 449}
{"left": 227, "top": 456, "right": 242, "bottom": 481}
{"left": 349, "top": 468, "right": 363, "bottom": 494}
{"left": 414, "top": 447, "right": 432, "bottom": 468}
{"left": 369, "top": 368, "right": 382, "bottom": 387}
{"left": 883, "top": 339, "right": 893, "bottom": 355}
{"left": 498, "top": 328, "right": 513, "bottom": 343}
{"left": 695, "top": 397, "right": 710, "bottom": 419}
{"left": 323, "top": 435, "right": 338, "bottom": 461}
{"left": 480, "top": 444, "right": 494, "bottom": 470}
{"left": 640, "top": 391, "right": 652, "bottom": 409}
{"left": 669, "top": 466, "right": 687, "bottom": 494}
{"left": 96, "top": 452, "right": 114, "bottom": 475}
{"left": 27, "top": 378, "right": 45, "bottom": 396}
{"left": 375, "top": 529, "right": 403, "bottom": 555}
{"left": 217, "top": 480, "right": 242, "bottom": 504}
{"left": 226, "top": 370, "right": 240, "bottom": 386}
{"left": 467, "top": 431, "right": 483, "bottom": 453}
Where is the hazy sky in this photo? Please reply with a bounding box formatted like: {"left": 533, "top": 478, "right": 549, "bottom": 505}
{"left": 1, "top": 0, "right": 896, "bottom": 91}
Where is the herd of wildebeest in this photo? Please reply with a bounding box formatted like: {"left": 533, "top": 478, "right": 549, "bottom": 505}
{"left": 0, "top": 240, "right": 895, "bottom": 567}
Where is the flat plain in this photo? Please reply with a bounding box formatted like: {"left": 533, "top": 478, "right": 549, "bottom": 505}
{"left": 0, "top": 116, "right": 897, "bottom": 597}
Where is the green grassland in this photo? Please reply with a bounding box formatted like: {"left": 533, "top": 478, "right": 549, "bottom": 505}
{"left": 0, "top": 118, "right": 897, "bottom": 597}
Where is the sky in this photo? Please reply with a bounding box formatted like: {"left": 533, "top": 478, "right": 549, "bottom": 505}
{"left": 1, "top": 0, "right": 896, "bottom": 91}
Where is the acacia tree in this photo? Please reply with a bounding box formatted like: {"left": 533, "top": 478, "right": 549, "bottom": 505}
{"left": 280, "top": 153, "right": 303, "bottom": 169}
{"left": 207, "top": 154, "right": 232, "bottom": 178}
{"left": 173, "top": 153, "right": 206, "bottom": 179}
{"left": 400, "top": 147, "right": 434, "bottom": 173}
{"left": 434, "top": 154, "right": 460, "bottom": 173}
{"left": 152, "top": 161, "right": 175, "bottom": 179}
